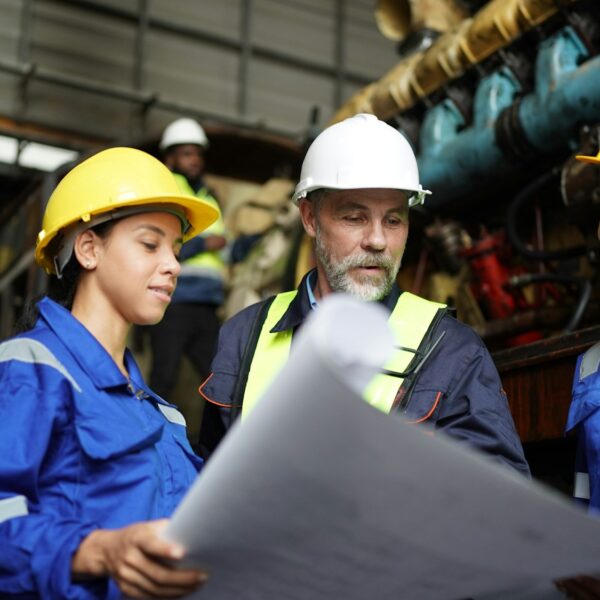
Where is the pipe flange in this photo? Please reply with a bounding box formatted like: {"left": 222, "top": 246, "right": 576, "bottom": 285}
{"left": 495, "top": 99, "right": 539, "bottom": 163}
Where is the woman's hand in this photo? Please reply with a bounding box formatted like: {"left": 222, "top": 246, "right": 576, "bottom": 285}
{"left": 72, "top": 519, "right": 207, "bottom": 598}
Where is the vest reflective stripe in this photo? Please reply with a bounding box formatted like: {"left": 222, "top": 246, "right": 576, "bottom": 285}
{"left": 184, "top": 252, "right": 225, "bottom": 273}
{"left": 242, "top": 291, "right": 296, "bottom": 418}
{"left": 0, "top": 338, "right": 82, "bottom": 392}
{"left": 363, "top": 292, "right": 445, "bottom": 413}
{"left": 172, "top": 173, "right": 226, "bottom": 275}
{"left": 179, "top": 264, "right": 225, "bottom": 279}
{"left": 241, "top": 291, "right": 446, "bottom": 419}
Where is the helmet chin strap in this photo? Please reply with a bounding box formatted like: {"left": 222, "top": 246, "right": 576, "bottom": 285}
{"left": 53, "top": 204, "right": 189, "bottom": 279}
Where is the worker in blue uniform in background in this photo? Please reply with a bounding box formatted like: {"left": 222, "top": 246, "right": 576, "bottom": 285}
{"left": 199, "top": 113, "right": 530, "bottom": 477}
{"left": 150, "top": 117, "right": 228, "bottom": 456}
{"left": 565, "top": 150, "right": 600, "bottom": 514}
{"left": 0, "top": 147, "right": 218, "bottom": 599}
{"left": 556, "top": 148, "right": 600, "bottom": 600}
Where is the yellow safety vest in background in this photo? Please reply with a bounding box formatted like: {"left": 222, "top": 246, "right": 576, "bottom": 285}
{"left": 172, "top": 173, "right": 226, "bottom": 277}
{"left": 241, "top": 291, "right": 446, "bottom": 419}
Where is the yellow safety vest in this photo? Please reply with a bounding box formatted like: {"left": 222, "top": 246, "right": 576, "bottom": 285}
{"left": 241, "top": 291, "right": 446, "bottom": 419}
{"left": 172, "top": 173, "right": 226, "bottom": 276}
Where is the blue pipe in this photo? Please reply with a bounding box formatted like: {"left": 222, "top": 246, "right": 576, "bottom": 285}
{"left": 417, "top": 27, "right": 600, "bottom": 208}
{"left": 519, "top": 29, "right": 598, "bottom": 152}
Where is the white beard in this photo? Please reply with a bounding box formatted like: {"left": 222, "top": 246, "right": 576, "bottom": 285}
{"left": 315, "top": 233, "right": 401, "bottom": 301}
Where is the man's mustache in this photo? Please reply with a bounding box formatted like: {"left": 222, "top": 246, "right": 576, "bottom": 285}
{"left": 341, "top": 254, "right": 396, "bottom": 272}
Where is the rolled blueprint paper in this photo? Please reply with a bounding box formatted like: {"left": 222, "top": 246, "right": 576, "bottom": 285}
{"left": 165, "top": 294, "right": 600, "bottom": 600}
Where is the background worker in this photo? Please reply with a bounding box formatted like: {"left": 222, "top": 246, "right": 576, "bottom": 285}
{"left": 149, "top": 117, "right": 227, "bottom": 453}
{"left": 565, "top": 149, "right": 600, "bottom": 511}
{"left": 555, "top": 149, "right": 600, "bottom": 600}
{"left": 199, "top": 113, "right": 530, "bottom": 476}
{"left": 0, "top": 147, "right": 217, "bottom": 598}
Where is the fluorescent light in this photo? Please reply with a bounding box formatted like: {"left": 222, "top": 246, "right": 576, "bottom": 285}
{"left": 0, "top": 135, "right": 18, "bottom": 164}
{"left": 18, "top": 142, "right": 79, "bottom": 172}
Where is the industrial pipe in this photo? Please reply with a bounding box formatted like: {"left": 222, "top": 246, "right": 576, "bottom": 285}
{"left": 419, "top": 27, "right": 599, "bottom": 206}
{"left": 331, "top": 0, "right": 577, "bottom": 124}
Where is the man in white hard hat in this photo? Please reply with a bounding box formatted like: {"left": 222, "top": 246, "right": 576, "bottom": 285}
{"left": 149, "top": 117, "right": 228, "bottom": 452}
{"left": 199, "top": 113, "right": 529, "bottom": 476}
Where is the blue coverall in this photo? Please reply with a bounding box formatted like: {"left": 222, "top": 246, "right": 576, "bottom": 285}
{"left": 0, "top": 297, "right": 202, "bottom": 599}
{"left": 566, "top": 342, "right": 600, "bottom": 512}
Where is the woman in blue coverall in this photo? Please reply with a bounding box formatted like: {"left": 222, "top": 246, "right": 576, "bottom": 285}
{"left": 0, "top": 147, "right": 219, "bottom": 599}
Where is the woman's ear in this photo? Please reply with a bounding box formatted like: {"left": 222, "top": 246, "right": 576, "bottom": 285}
{"left": 73, "top": 229, "right": 99, "bottom": 271}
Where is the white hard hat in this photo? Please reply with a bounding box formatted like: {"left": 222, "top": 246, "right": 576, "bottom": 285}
{"left": 159, "top": 117, "right": 209, "bottom": 151}
{"left": 293, "top": 113, "right": 430, "bottom": 207}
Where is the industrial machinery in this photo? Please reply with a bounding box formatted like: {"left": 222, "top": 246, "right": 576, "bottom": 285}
{"left": 332, "top": 0, "right": 600, "bottom": 487}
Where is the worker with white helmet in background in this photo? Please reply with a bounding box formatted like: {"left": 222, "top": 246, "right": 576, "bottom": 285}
{"left": 149, "top": 117, "right": 228, "bottom": 455}
{"left": 198, "top": 113, "right": 530, "bottom": 477}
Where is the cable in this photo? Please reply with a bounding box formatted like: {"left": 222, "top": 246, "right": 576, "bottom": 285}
{"left": 506, "top": 168, "right": 588, "bottom": 261}
{"left": 509, "top": 273, "right": 593, "bottom": 334}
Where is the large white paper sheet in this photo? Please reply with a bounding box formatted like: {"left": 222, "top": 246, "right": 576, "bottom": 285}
{"left": 166, "top": 294, "right": 600, "bottom": 599}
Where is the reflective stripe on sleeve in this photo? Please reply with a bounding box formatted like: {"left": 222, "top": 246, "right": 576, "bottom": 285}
{"left": 574, "top": 471, "right": 591, "bottom": 500}
{"left": 0, "top": 338, "right": 81, "bottom": 392}
{"left": 580, "top": 342, "right": 600, "bottom": 381}
{"left": 0, "top": 495, "right": 29, "bottom": 523}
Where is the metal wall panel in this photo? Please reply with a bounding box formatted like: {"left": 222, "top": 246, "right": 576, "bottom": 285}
{"left": 248, "top": 57, "right": 335, "bottom": 133}
{"left": 145, "top": 30, "right": 240, "bottom": 120}
{"left": 0, "top": 0, "right": 399, "bottom": 141}
{"left": 345, "top": 2, "right": 398, "bottom": 76}
{"left": 30, "top": 3, "right": 134, "bottom": 86}
{"left": 0, "top": 1, "right": 21, "bottom": 117}
{"left": 0, "top": 0, "right": 21, "bottom": 60}
{"left": 151, "top": 0, "right": 241, "bottom": 42}
{"left": 22, "top": 81, "right": 133, "bottom": 140}
{"left": 253, "top": 0, "right": 336, "bottom": 69}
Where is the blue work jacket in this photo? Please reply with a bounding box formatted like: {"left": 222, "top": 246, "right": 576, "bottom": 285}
{"left": 200, "top": 270, "right": 530, "bottom": 477}
{"left": 566, "top": 343, "right": 600, "bottom": 512}
{"left": 0, "top": 297, "right": 202, "bottom": 599}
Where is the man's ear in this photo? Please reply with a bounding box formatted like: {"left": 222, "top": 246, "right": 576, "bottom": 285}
{"left": 298, "top": 199, "right": 317, "bottom": 238}
{"left": 73, "top": 229, "right": 99, "bottom": 271}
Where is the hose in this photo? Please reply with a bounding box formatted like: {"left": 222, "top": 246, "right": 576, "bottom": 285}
{"left": 508, "top": 273, "right": 593, "bottom": 334}
{"left": 506, "top": 168, "right": 588, "bottom": 261}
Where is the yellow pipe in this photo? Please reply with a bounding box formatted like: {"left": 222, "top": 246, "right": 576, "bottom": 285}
{"left": 375, "top": 0, "right": 468, "bottom": 42}
{"left": 370, "top": 52, "right": 423, "bottom": 119}
{"left": 409, "top": 19, "right": 473, "bottom": 100}
{"left": 331, "top": 0, "right": 577, "bottom": 125}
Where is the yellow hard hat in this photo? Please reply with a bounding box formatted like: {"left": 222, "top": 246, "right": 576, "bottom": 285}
{"left": 575, "top": 150, "right": 600, "bottom": 165}
{"left": 36, "top": 146, "right": 219, "bottom": 275}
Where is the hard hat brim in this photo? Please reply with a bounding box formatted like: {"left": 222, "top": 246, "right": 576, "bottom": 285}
{"left": 36, "top": 192, "right": 219, "bottom": 275}
{"left": 576, "top": 154, "right": 600, "bottom": 165}
{"left": 292, "top": 185, "right": 431, "bottom": 205}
